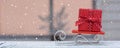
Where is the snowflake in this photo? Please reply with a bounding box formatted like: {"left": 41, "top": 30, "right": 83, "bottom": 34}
{"left": 35, "top": 37, "right": 38, "bottom": 40}
{"left": 10, "top": 4, "right": 17, "bottom": 8}
{"left": 67, "top": 3, "right": 71, "bottom": 7}
{"left": 25, "top": 6, "right": 29, "bottom": 9}
{"left": 24, "top": 13, "right": 28, "bottom": 16}
{"left": 19, "top": 25, "right": 23, "bottom": 29}
{"left": 110, "top": 21, "right": 113, "bottom": 24}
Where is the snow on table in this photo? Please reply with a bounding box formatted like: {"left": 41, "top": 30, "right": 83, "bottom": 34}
{"left": 0, "top": 41, "right": 119, "bottom": 48}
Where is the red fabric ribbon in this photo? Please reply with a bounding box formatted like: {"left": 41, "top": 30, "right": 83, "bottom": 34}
{"left": 76, "top": 16, "right": 101, "bottom": 31}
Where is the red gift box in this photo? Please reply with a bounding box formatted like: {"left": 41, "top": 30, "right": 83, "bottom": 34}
{"left": 77, "top": 9, "right": 102, "bottom": 32}
{"left": 91, "top": 10, "right": 102, "bottom": 32}
{"left": 79, "top": 9, "right": 89, "bottom": 18}
{"left": 78, "top": 18, "right": 90, "bottom": 31}
{"left": 92, "top": 23, "right": 101, "bottom": 32}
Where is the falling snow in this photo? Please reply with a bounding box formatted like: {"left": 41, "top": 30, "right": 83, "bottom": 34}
{"left": 35, "top": 37, "right": 38, "bottom": 40}
{"left": 19, "top": 25, "right": 23, "bottom": 29}
{"left": 10, "top": 4, "right": 17, "bottom": 8}
{"left": 0, "top": 0, "right": 119, "bottom": 42}
{"left": 10, "top": 4, "right": 14, "bottom": 7}
{"left": 25, "top": 6, "right": 29, "bottom": 9}
{"left": 24, "top": 13, "right": 28, "bottom": 16}
{"left": 110, "top": 21, "right": 113, "bottom": 24}
{"left": 67, "top": 3, "right": 71, "bottom": 7}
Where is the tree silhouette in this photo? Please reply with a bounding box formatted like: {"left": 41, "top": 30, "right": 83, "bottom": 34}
{"left": 38, "top": 0, "right": 68, "bottom": 41}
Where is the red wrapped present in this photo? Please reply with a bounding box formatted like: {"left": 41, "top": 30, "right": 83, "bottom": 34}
{"left": 77, "top": 9, "right": 102, "bottom": 32}
{"left": 79, "top": 9, "right": 89, "bottom": 18}
{"left": 78, "top": 18, "right": 90, "bottom": 31}
{"left": 92, "top": 23, "right": 101, "bottom": 32}
{"left": 91, "top": 10, "right": 102, "bottom": 31}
